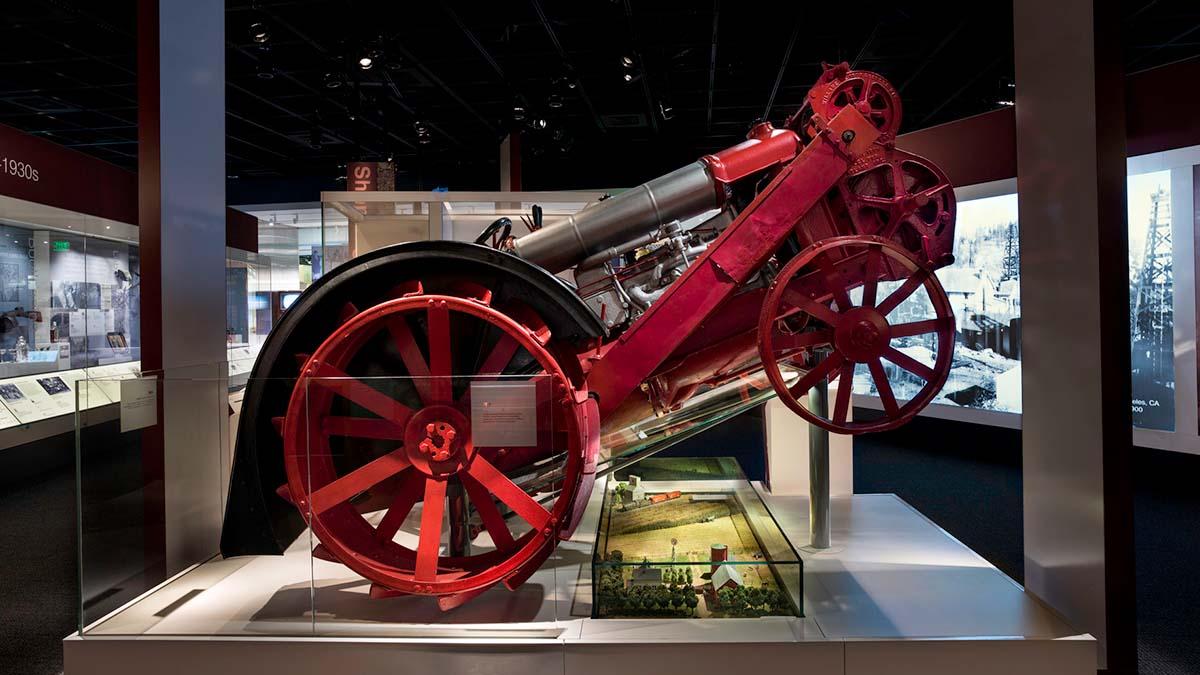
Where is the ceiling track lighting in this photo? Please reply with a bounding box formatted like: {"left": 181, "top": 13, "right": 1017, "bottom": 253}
{"left": 621, "top": 55, "right": 634, "bottom": 68}
{"left": 358, "top": 55, "right": 374, "bottom": 70}
{"left": 511, "top": 103, "right": 527, "bottom": 122}
{"left": 249, "top": 21, "right": 270, "bottom": 44}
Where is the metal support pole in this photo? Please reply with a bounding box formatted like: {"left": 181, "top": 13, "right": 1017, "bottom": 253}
{"left": 447, "top": 483, "right": 471, "bottom": 557}
{"left": 808, "top": 360, "right": 831, "bottom": 550}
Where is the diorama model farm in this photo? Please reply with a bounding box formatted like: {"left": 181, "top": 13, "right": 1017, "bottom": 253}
{"left": 594, "top": 474, "right": 799, "bottom": 619}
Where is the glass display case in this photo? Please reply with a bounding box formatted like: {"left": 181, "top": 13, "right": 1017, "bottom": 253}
{"left": 0, "top": 210, "right": 142, "bottom": 431}
{"left": 78, "top": 373, "right": 576, "bottom": 637}
{"left": 225, "top": 211, "right": 311, "bottom": 385}
{"left": 319, "top": 190, "right": 611, "bottom": 270}
{"left": 592, "top": 457, "right": 802, "bottom": 619}
{"left": 225, "top": 247, "right": 278, "bottom": 382}
{"left": 0, "top": 220, "right": 139, "bottom": 375}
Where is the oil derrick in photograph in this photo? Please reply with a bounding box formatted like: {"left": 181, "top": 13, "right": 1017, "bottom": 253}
{"left": 1130, "top": 187, "right": 1173, "bottom": 427}
{"left": 1000, "top": 221, "right": 1019, "bottom": 282}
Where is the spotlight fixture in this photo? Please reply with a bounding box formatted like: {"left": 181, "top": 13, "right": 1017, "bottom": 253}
{"left": 997, "top": 99, "right": 1014, "bottom": 107}
{"left": 249, "top": 22, "right": 270, "bottom": 44}
{"left": 358, "top": 55, "right": 374, "bottom": 70}
{"left": 547, "top": 94, "right": 563, "bottom": 109}
{"left": 255, "top": 63, "right": 275, "bottom": 80}
{"left": 531, "top": 118, "right": 547, "bottom": 130}
{"left": 323, "top": 72, "right": 343, "bottom": 89}
{"left": 511, "top": 103, "right": 527, "bottom": 121}
{"left": 551, "top": 128, "right": 565, "bottom": 142}
{"left": 309, "top": 127, "right": 323, "bottom": 150}
{"left": 413, "top": 119, "right": 428, "bottom": 134}
{"left": 623, "top": 72, "right": 634, "bottom": 82}
{"left": 417, "top": 130, "right": 432, "bottom": 145}
{"left": 621, "top": 55, "right": 634, "bottom": 68}
{"left": 658, "top": 101, "right": 674, "bottom": 120}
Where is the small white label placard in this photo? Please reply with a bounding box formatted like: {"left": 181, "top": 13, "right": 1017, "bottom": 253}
{"left": 120, "top": 379, "right": 158, "bottom": 432}
{"left": 470, "top": 381, "right": 537, "bottom": 447}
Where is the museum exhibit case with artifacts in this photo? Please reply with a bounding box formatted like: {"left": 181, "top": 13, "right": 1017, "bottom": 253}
{"left": 0, "top": 206, "right": 143, "bottom": 438}
{"left": 66, "top": 65, "right": 1093, "bottom": 675}
{"left": 593, "top": 459, "right": 802, "bottom": 620}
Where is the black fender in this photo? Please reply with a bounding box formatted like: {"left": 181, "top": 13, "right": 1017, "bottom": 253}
{"left": 220, "top": 241, "right": 605, "bottom": 556}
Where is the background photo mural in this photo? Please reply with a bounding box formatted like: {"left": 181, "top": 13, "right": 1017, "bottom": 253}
{"left": 851, "top": 171, "right": 1176, "bottom": 430}
{"left": 852, "top": 193, "right": 1022, "bottom": 413}
{"left": 1128, "top": 170, "right": 1173, "bottom": 431}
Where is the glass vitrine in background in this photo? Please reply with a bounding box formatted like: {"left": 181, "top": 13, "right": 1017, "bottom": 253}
{"left": 0, "top": 221, "right": 140, "bottom": 375}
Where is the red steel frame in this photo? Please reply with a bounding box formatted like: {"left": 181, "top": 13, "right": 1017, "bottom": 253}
{"left": 586, "top": 104, "right": 883, "bottom": 418}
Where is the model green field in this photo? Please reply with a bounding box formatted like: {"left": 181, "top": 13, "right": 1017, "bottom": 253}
{"left": 596, "top": 490, "right": 794, "bottom": 619}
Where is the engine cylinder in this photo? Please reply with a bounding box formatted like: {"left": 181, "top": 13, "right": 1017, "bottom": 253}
{"left": 511, "top": 161, "right": 722, "bottom": 273}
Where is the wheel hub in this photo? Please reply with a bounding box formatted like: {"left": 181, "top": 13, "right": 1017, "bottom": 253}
{"left": 404, "top": 405, "right": 472, "bottom": 477}
{"left": 419, "top": 422, "right": 457, "bottom": 462}
{"left": 834, "top": 307, "right": 890, "bottom": 362}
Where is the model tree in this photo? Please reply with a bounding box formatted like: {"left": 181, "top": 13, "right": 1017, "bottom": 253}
{"left": 685, "top": 567, "right": 693, "bottom": 585}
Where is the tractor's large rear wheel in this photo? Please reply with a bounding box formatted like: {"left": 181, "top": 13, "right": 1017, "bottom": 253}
{"left": 277, "top": 280, "right": 590, "bottom": 610}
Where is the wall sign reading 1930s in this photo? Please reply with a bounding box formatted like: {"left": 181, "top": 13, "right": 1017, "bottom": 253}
{"left": 0, "top": 121, "right": 137, "bottom": 225}
{"left": 1, "top": 156, "right": 39, "bottom": 182}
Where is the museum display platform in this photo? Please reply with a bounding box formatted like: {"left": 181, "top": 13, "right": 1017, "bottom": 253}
{"left": 64, "top": 482, "right": 1094, "bottom": 675}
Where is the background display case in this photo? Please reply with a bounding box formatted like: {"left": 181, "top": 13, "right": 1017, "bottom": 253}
{"left": 593, "top": 457, "right": 802, "bottom": 619}
{"left": 318, "top": 190, "right": 610, "bottom": 267}
{"left": 0, "top": 220, "right": 140, "bottom": 374}
{"left": 0, "top": 204, "right": 142, "bottom": 435}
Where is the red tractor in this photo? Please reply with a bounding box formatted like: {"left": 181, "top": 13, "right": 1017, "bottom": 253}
{"left": 221, "top": 63, "right": 957, "bottom": 610}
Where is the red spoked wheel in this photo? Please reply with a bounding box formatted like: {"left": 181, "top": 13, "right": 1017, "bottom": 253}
{"left": 839, "top": 148, "right": 955, "bottom": 258}
{"left": 278, "top": 283, "right": 587, "bottom": 609}
{"left": 807, "top": 70, "right": 903, "bottom": 142}
{"left": 758, "top": 236, "right": 955, "bottom": 434}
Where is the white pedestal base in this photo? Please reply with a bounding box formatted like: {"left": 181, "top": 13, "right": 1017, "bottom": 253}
{"left": 763, "top": 391, "right": 854, "bottom": 497}
{"left": 65, "top": 489, "right": 1093, "bottom": 675}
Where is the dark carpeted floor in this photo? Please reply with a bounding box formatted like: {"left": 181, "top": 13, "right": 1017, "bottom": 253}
{"left": 0, "top": 467, "right": 77, "bottom": 675}
{"left": 2, "top": 414, "right": 1199, "bottom": 675}
{"left": 855, "top": 414, "right": 1200, "bottom": 675}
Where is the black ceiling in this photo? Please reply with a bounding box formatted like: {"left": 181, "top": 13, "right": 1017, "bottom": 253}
{"left": 2, "top": 1, "right": 1199, "bottom": 203}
